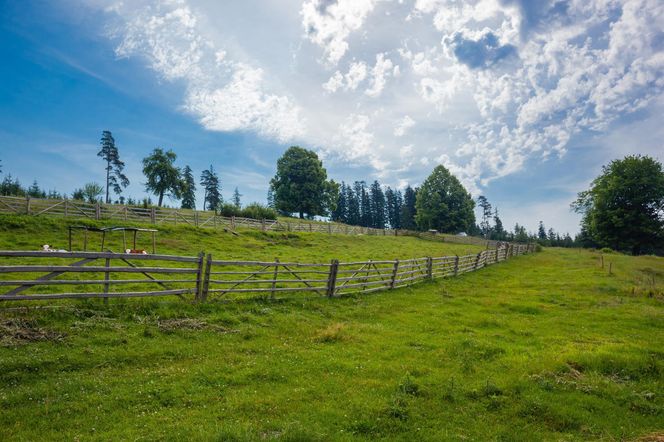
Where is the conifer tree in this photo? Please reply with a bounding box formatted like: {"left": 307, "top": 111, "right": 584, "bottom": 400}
{"left": 400, "top": 185, "right": 418, "bottom": 230}
{"left": 232, "top": 187, "right": 242, "bottom": 208}
{"left": 98, "top": 130, "right": 129, "bottom": 203}
{"left": 200, "top": 166, "right": 221, "bottom": 212}
{"left": 346, "top": 184, "right": 360, "bottom": 225}
{"left": 369, "top": 180, "right": 386, "bottom": 228}
{"left": 180, "top": 165, "right": 196, "bottom": 209}
{"left": 331, "top": 182, "right": 348, "bottom": 222}
{"left": 538, "top": 221, "right": 547, "bottom": 240}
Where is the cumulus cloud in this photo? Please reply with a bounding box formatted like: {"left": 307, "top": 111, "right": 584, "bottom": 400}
{"left": 300, "top": 0, "right": 378, "bottom": 65}
{"left": 111, "top": 0, "right": 304, "bottom": 143}
{"left": 394, "top": 115, "right": 415, "bottom": 136}
{"left": 87, "top": 0, "right": 664, "bottom": 196}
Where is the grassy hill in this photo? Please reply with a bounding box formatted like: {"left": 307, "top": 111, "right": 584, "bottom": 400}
{"left": 0, "top": 214, "right": 482, "bottom": 262}
{"left": 0, "top": 216, "right": 662, "bottom": 441}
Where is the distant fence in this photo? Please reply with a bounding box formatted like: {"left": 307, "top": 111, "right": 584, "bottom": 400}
{"left": 0, "top": 243, "right": 534, "bottom": 302}
{"left": 0, "top": 195, "right": 504, "bottom": 248}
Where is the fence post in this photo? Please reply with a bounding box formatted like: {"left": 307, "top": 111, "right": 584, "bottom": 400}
{"left": 426, "top": 257, "right": 433, "bottom": 280}
{"left": 150, "top": 207, "right": 156, "bottom": 224}
{"left": 64, "top": 199, "right": 68, "bottom": 217}
{"left": 261, "top": 218, "right": 266, "bottom": 231}
{"left": 454, "top": 255, "right": 459, "bottom": 276}
{"left": 271, "top": 258, "right": 279, "bottom": 299}
{"left": 103, "top": 257, "right": 110, "bottom": 304}
{"left": 326, "top": 259, "right": 339, "bottom": 297}
{"left": 25, "top": 196, "right": 31, "bottom": 215}
{"left": 390, "top": 260, "right": 400, "bottom": 289}
{"left": 195, "top": 212, "right": 199, "bottom": 227}
{"left": 195, "top": 251, "right": 205, "bottom": 302}
{"left": 474, "top": 252, "right": 482, "bottom": 270}
{"left": 496, "top": 244, "right": 500, "bottom": 263}
{"left": 328, "top": 223, "right": 332, "bottom": 234}
{"left": 95, "top": 202, "right": 101, "bottom": 220}
{"left": 199, "top": 254, "right": 211, "bottom": 302}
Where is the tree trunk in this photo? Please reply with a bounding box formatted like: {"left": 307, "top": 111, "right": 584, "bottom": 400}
{"left": 299, "top": 211, "right": 304, "bottom": 219}
{"left": 105, "top": 162, "right": 110, "bottom": 204}
{"left": 158, "top": 191, "right": 164, "bottom": 207}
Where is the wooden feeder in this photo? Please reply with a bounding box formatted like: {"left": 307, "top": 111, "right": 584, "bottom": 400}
{"left": 67, "top": 226, "right": 158, "bottom": 253}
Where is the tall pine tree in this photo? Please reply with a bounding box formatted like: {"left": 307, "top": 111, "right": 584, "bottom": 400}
{"left": 369, "top": 180, "right": 386, "bottom": 228}
{"left": 346, "top": 184, "right": 360, "bottom": 225}
{"left": 232, "top": 187, "right": 242, "bottom": 208}
{"left": 180, "top": 165, "right": 196, "bottom": 209}
{"left": 98, "top": 130, "right": 129, "bottom": 203}
{"left": 331, "top": 182, "right": 348, "bottom": 222}
{"left": 200, "top": 166, "right": 222, "bottom": 212}
{"left": 400, "top": 185, "right": 417, "bottom": 230}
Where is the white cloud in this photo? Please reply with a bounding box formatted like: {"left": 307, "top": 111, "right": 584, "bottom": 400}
{"left": 394, "top": 115, "right": 415, "bottom": 136}
{"left": 87, "top": 0, "right": 664, "bottom": 200}
{"left": 110, "top": 0, "right": 305, "bottom": 143}
{"left": 300, "top": 0, "right": 379, "bottom": 65}
{"left": 365, "top": 53, "right": 394, "bottom": 97}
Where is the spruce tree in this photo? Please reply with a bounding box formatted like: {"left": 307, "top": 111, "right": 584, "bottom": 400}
{"left": 477, "top": 195, "right": 492, "bottom": 238}
{"left": 232, "top": 187, "right": 242, "bottom": 208}
{"left": 331, "top": 182, "right": 348, "bottom": 222}
{"left": 346, "top": 184, "right": 360, "bottom": 225}
{"left": 369, "top": 180, "right": 386, "bottom": 228}
{"left": 98, "top": 130, "right": 129, "bottom": 203}
{"left": 492, "top": 207, "right": 505, "bottom": 240}
{"left": 180, "top": 165, "right": 196, "bottom": 209}
{"left": 400, "top": 185, "right": 417, "bottom": 230}
{"left": 538, "top": 221, "right": 547, "bottom": 241}
{"left": 200, "top": 166, "right": 221, "bottom": 212}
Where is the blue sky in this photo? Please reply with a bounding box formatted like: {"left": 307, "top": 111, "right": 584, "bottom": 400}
{"left": 1, "top": 0, "right": 663, "bottom": 235}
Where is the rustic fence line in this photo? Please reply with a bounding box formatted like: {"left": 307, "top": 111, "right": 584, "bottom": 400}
{"left": 0, "top": 195, "right": 502, "bottom": 248}
{"left": 0, "top": 242, "right": 534, "bottom": 302}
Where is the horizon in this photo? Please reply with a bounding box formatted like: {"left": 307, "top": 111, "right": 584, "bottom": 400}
{"left": 1, "top": 0, "right": 663, "bottom": 236}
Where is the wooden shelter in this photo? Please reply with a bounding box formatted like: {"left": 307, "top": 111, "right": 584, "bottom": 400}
{"left": 67, "top": 226, "right": 158, "bottom": 253}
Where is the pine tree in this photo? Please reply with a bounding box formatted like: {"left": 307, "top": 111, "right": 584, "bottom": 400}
{"left": 98, "top": 130, "right": 129, "bottom": 203}
{"left": 267, "top": 189, "right": 275, "bottom": 209}
{"left": 369, "top": 180, "right": 386, "bottom": 228}
{"left": 346, "top": 184, "right": 360, "bottom": 225}
{"left": 538, "top": 221, "right": 547, "bottom": 241}
{"left": 180, "top": 165, "right": 196, "bottom": 209}
{"left": 400, "top": 185, "right": 417, "bottom": 230}
{"left": 232, "top": 187, "right": 242, "bottom": 208}
{"left": 331, "top": 182, "right": 348, "bottom": 222}
{"left": 353, "top": 181, "right": 371, "bottom": 227}
{"left": 477, "top": 195, "right": 492, "bottom": 238}
{"left": 200, "top": 166, "right": 221, "bottom": 212}
{"left": 492, "top": 207, "right": 505, "bottom": 240}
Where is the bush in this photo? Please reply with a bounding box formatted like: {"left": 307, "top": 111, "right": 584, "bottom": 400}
{"left": 218, "top": 203, "right": 241, "bottom": 217}
{"left": 600, "top": 247, "right": 614, "bottom": 254}
{"left": 241, "top": 203, "right": 277, "bottom": 220}
{"left": 218, "top": 202, "right": 277, "bottom": 220}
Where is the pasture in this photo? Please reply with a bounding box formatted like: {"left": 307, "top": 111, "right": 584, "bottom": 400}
{"left": 0, "top": 215, "right": 662, "bottom": 441}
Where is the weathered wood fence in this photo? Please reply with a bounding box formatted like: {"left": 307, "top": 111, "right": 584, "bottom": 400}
{"left": 0, "top": 243, "right": 534, "bottom": 302}
{"left": 0, "top": 195, "right": 500, "bottom": 247}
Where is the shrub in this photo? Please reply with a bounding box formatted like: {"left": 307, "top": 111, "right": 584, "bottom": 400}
{"left": 241, "top": 203, "right": 277, "bottom": 220}
{"left": 218, "top": 203, "right": 241, "bottom": 217}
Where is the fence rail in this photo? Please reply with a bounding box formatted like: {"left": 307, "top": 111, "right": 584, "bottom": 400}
{"left": 0, "top": 243, "right": 534, "bottom": 302}
{"left": 0, "top": 195, "right": 506, "bottom": 248}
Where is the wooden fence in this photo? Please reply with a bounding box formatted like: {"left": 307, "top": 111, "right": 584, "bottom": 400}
{"left": 0, "top": 243, "right": 533, "bottom": 302}
{"left": 0, "top": 195, "right": 504, "bottom": 248}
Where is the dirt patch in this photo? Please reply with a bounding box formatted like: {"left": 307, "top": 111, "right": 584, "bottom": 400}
{"left": 0, "top": 318, "right": 66, "bottom": 346}
{"left": 157, "top": 318, "right": 238, "bottom": 334}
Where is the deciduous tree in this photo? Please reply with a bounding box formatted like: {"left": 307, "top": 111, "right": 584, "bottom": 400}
{"left": 142, "top": 148, "right": 182, "bottom": 207}
{"left": 572, "top": 155, "right": 664, "bottom": 254}
{"left": 415, "top": 165, "right": 475, "bottom": 233}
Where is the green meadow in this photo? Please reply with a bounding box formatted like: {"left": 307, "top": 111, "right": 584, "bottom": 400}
{"left": 0, "top": 215, "right": 662, "bottom": 441}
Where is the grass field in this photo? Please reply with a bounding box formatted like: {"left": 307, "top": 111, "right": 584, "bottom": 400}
{"left": 0, "top": 216, "right": 663, "bottom": 441}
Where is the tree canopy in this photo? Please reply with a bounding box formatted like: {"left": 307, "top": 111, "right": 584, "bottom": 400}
{"left": 141, "top": 148, "right": 182, "bottom": 207}
{"left": 572, "top": 155, "right": 664, "bottom": 255}
{"left": 415, "top": 165, "right": 475, "bottom": 233}
{"left": 270, "top": 146, "right": 337, "bottom": 218}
